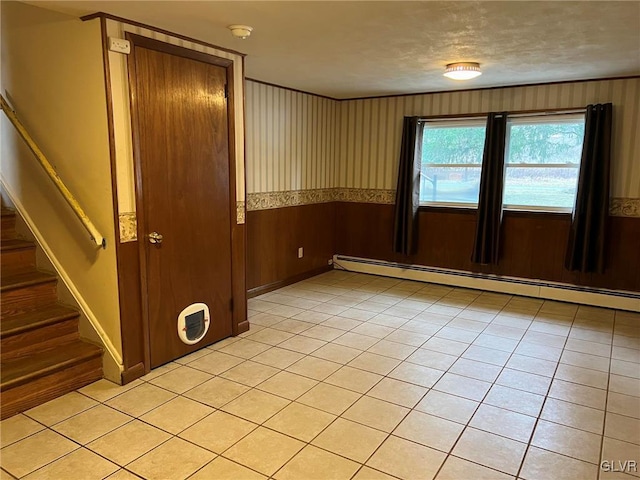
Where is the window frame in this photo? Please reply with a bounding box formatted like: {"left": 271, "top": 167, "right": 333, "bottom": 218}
{"left": 419, "top": 116, "right": 487, "bottom": 208}
{"left": 502, "top": 112, "right": 585, "bottom": 213}
{"left": 417, "top": 110, "right": 586, "bottom": 213}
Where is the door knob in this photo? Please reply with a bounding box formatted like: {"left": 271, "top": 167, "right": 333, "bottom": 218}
{"left": 148, "top": 232, "right": 163, "bottom": 244}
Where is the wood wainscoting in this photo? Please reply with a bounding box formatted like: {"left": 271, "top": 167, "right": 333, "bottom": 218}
{"left": 335, "top": 202, "right": 640, "bottom": 293}
{"left": 115, "top": 241, "right": 145, "bottom": 381}
{"left": 247, "top": 203, "right": 336, "bottom": 296}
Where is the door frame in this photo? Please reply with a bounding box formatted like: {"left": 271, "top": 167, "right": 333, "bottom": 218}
{"left": 125, "top": 33, "right": 246, "bottom": 373}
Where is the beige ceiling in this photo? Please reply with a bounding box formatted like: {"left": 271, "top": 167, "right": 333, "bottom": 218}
{"left": 25, "top": 1, "right": 640, "bottom": 99}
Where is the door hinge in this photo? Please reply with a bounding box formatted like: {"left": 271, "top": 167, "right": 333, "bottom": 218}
{"left": 230, "top": 298, "right": 234, "bottom": 311}
{"left": 224, "top": 84, "right": 228, "bottom": 99}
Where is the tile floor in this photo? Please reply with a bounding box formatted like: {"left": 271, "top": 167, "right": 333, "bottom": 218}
{"left": 1, "top": 270, "right": 639, "bottom": 480}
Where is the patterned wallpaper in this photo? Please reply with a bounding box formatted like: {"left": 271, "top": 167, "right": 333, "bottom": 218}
{"left": 244, "top": 77, "right": 640, "bottom": 219}
{"left": 121, "top": 78, "right": 640, "bottom": 239}
{"left": 335, "top": 78, "right": 640, "bottom": 196}
{"left": 245, "top": 81, "right": 338, "bottom": 194}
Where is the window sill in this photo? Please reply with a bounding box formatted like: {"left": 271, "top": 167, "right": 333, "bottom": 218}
{"left": 419, "top": 202, "right": 477, "bottom": 209}
{"left": 418, "top": 203, "right": 573, "bottom": 218}
{"left": 418, "top": 204, "right": 477, "bottom": 214}
{"left": 503, "top": 208, "right": 572, "bottom": 218}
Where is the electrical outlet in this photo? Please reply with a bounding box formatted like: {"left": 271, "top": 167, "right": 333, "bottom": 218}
{"left": 108, "top": 37, "right": 131, "bottom": 54}
{"left": 298, "top": 247, "right": 304, "bottom": 258}
{"left": 328, "top": 259, "right": 333, "bottom": 265}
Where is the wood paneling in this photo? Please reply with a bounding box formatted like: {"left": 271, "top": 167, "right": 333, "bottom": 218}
{"left": 248, "top": 265, "right": 333, "bottom": 299}
{"left": 335, "top": 202, "right": 640, "bottom": 292}
{"left": 98, "top": 15, "right": 140, "bottom": 384}
{"left": 576, "top": 216, "right": 640, "bottom": 291}
{"left": 116, "top": 242, "right": 144, "bottom": 380}
{"left": 121, "top": 362, "right": 145, "bottom": 384}
{"left": 335, "top": 202, "right": 398, "bottom": 263}
{"left": 247, "top": 203, "right": 336, "bottom": 291}
{"left": 232, "top": 223, "right": 248, "bottom": 334}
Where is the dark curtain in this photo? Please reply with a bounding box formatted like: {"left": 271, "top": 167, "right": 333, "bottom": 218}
{"left": 565, "top": 103, "right": 613, "bottom": 274}
{"left": 393, "top": 116, "right": 423, "bottom": 255}
{"left": 471, "top": 112, "right": 508, "bottom": 265}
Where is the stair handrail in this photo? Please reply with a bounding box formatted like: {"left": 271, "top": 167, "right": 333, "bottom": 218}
{"left": 0, "top": 94, "right": 106, "bottom": 249}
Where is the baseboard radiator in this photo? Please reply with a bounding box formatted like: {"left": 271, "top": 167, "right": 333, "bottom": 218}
{"left": 333, "top": 255, "right": 640, "bottom": 313}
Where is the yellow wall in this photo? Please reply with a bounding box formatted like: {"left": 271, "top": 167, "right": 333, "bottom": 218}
{"left": 1, "top": 2, "right": 122, "bottom": 371}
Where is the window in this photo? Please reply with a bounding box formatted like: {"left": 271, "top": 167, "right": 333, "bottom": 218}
{"left": 504, "top": 114, "right": 585, "bottom": 210}
{"left": 419, "top": 112, "right": 585, "bottom": 211}
{"left": 419, "top": 119, "right": 486, "bottom": 205}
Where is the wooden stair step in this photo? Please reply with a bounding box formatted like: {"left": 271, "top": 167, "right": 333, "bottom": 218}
{"left": 1, "top": 208, "right": 16, "bottom": 239}
{"left": 0, "top": 339, "right": 103, "bottom": 419}
{"left": 1, "top": 339, "right": 102, "bottom": 390}
{"left": 1, "top": 238, "right": 34, "bottom": 252}
{"left": 1, "top": 270, "right": 58, "bottom": 314}
{"left": 0, "top": 204, "right": 105, "bottom": 417}
{"left": 1, "top": 239, "right": 36, "bottom": 274}
{"left": 1, "top": 207, "right": 15, "bottom": 220}
{"left": 1, "top": 304, "right": 79, "bottom": 337}
{"left": 0, "top": 270, "right": 56, "bottom": 292}
{"left": 1, "top": 304, "right": 80, "bottom": 361}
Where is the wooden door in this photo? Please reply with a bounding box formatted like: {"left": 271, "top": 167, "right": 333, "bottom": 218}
{"left": 128, "top": 36, "right": 234, "bottom": 368}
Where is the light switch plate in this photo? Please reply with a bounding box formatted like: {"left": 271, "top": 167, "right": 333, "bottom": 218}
{"left": 108, "top": 37, "right": 131, "bottom": 54}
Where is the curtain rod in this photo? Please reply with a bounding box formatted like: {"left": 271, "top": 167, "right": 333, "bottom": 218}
{"left": 509, "top": 108, "right": 586, "bottom": 118}
{"left": 419, "top": 107, "right": 586, "bottom": 122}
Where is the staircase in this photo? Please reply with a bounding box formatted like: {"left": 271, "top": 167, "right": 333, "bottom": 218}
{"left": 1, "top": 205, "right": 103, "bottom": 419}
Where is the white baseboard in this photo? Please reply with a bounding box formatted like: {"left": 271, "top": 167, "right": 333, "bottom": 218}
{"left": 1, "top": 178, "right": 124, "bottom": 372}
{"left": 333, "top": 255, "right": 640, "bottom": 313}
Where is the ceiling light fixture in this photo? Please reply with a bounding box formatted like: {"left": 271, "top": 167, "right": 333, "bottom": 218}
{"left": 444, "top": 62, "right": 482, "bottom": 80}
{"left": 228, "top": 25, "right": 253, "bottom": 40}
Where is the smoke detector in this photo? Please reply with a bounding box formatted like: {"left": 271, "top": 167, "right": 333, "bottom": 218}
{"left": 228, "top": 25, "right": 253, "bottom": 40}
